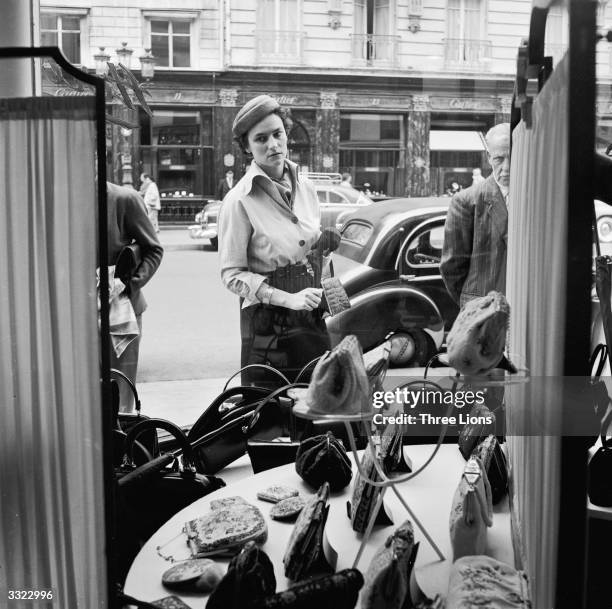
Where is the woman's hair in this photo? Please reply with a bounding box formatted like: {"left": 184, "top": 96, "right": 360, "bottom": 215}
{"left": 141, "top": 173, "right": 153, "bottom": 182}
{"left": 234, "top": 107, "right": 293, "bottom": 156}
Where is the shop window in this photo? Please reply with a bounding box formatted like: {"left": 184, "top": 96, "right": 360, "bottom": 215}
{"left": 148, "top": 19, "right": 192, "bottom": 68}
{"left": 41, "top": 12, "right": 84, "bottom": 64}
{"left": 340, "top": 113, "right": 403, "bottom": 144}
{"left": 287, "top": 119, "right": 312, "bottom": 171}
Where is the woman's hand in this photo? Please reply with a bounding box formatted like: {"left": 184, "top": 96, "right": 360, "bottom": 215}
{"left": 288, "top": 288, "right": 323, "bottom": 311}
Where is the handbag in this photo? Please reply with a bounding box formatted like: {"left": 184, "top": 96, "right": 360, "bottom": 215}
{"left": 252, "top": 569, "right": 364, "bottom": 609}
{"left": 295, "top": 432, "right": 353, "bottom": 491}
{"left": 457, "top": 403, "right": 496, "bottom": 460}
{"left": 471, "top": 434, "right": 508, "bottom": 504}
{"left": 206, "top": 541, "right": 276, "bottom": 609}
{"left": 304, "top": 334, "right": 370, "bottom": 416}
{"left": 361, "top": 520, "right": 419, "bottom": 609}
{"left": 283, "top": 482, "right": 331, "bottom": 581}
{"left": 449, "top": 456, "right": 493, "bottom": 561}
{"left": 115, "top": 242, "right": 142, "bottom": 285}
{"left": 588, "top": 409, "right": 612, "bottom": 506}
{"left": 187, "top": 380, "right": 298, "bottom": 475}
{"left": 116, "top": 417, "right": 225, "bottom": 543}
{"left": 446, "top": 556, "right": 530, "bottom": 609}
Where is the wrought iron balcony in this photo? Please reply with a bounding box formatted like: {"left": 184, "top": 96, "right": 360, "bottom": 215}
{"left": 351, "top": 34, "right": 401, "bottom": 67}
{"left": 443, "top": 38, "right": 492, "bottom": 68}
{"left": 255, "top": 30, "right": 305, "bottom": 65}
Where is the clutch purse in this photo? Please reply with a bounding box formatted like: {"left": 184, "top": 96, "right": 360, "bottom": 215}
{"left": 321, "top": 277, "right": 351, "bottom": 316}
{"left": 295, "top": 431, "right": 353, "bottom": 492}
{"left": 449, "top": 456, "right": 493, "bottom": 561}
{"left": 457, "top": 403, "right": 496, "bottom": 460}
{"left": 472, "top": 434, "right": 508, "bottom": 504}
{"left": 446, "top": 556, "right": 530, "bottom": 608}
{"left": 349, "top": 448, "right": 389, "bottom": 533}
{"left": 446, "top": 291, "right": 510, "bottom": 376}
{"left": 115, "top": 243, "right": 142, "bottom": 284}
{"left": 305, "top": 335, "right": 370, "bottom": 416}
{"left": 184, "top": 496, "right": 267, "bottom": 557}
{"left": 252, "top": 569, "right": 364, "bottom": 609}
{"left": 206, "top": 541, "right": 276, "bottom": 609}
{"left": 283, "top": 482, "right": 331, "bottom": 581}
{"left": 361, "top": 520, "right": 419, "bottom": 609}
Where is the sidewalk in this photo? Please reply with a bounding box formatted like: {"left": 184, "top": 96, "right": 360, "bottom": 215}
{"left": 157, "top": 226, "right": 211, "bottom": 252}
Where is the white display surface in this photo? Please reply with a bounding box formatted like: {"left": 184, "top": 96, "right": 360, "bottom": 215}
{"left": 124, "top": 444, "right": 514, "bottom": 607}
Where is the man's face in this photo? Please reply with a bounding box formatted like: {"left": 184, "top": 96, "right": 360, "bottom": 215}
{"left": 487, "top": 134, "right": 510, "bottom": 189}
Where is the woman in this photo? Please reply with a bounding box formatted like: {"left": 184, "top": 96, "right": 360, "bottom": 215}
{"left": 218, "top": 95, "right": 330, "bottom": 386}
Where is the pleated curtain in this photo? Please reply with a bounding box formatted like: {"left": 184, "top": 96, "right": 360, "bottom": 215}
{"left": 506, "top": 54, "right": 569, "bottom": 609}
{"left": 0, "top": 97, "right": 107, "bottom": 607}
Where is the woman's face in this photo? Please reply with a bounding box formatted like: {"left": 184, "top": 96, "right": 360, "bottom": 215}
{"left": 245, "top": 113, "right": 287, "bottom": 178}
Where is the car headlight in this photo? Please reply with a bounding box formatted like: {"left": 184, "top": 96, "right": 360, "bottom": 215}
{"left": 598, "top": 216, "right": 612, "bottom": 242}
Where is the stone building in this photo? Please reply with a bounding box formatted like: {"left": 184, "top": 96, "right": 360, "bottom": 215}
{"left": 40, "top": 0, "right": 612, "bottom": 220}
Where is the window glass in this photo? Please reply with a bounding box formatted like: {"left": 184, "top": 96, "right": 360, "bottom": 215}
{"left": 173, "top": 21, "right": 191, "bottom": 34}
{"left": 405, "top": 225, "right": 445, "bottom": 266}
{"left": 41, "top": 32, "right": 58, "bottom": 47}
{"left": 340, "top": 113, "right": 403, "bottom": 143}
{"left": 151, "top": 34, "right": 170, "bottom": 67}
{"left": 151, "top": 20, "right": 168, "bottom": 33}
{"left": 328, "top": 190, "right": 348, "bottom": 203}
{"left": 173, "top": 36, "right": 191, "bottom": 68}
{"left": 316, "top": 190, "right": 328, "bottom": 203}
{"left": 41, "top": 14, "right": 57, "bottom": 29}
{"left": 62, "top": 33, "right": 81, "bottom": 63}
{"left": 341, "top": 222, "right": 373, "bottom": 246}
{"left": 152, "top": 111, "right": 201, "bottom": 146}
{"left": 62, "top": 16, "right": 80, "bottom": 31}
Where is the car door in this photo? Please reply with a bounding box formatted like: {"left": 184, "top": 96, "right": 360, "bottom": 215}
{"left": 396, "top": 216, "right": 459, "bottom": 331}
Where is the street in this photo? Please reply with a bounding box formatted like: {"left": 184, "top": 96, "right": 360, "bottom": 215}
{"left": 137, "top": 234, "right": 241, "bottom": 383}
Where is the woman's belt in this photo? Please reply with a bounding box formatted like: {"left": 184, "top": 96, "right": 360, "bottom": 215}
{"left": 264, "top": 262, "right": 314, "bottom": 293}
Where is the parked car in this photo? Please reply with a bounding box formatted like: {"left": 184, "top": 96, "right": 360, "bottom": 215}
{"left": 188, "top": 174, "right": 374, "bottom": 250}
{"left": 326, "top": 196, "right": 459, "bottom": 365}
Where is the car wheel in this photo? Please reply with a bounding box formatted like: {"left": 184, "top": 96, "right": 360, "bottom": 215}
{"left": 210, "top": 237, "right": 218, "bottom": 250}
{"left": 388, "top": 330, "right": 436, "bottom": 367}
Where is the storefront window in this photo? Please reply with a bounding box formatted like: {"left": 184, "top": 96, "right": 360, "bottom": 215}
{"left": 139, "top": 109, "right": 214, "bottom": 221}
{"left": 340, "top": 113, "right": 404, "bottom": 196}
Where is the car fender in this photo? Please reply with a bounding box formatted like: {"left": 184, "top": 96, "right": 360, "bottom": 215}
{"left": 325, "top": 283, "right": 444, "bottom": 351}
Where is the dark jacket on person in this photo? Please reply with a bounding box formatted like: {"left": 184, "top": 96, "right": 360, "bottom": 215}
{"left": 216, "top": 177, "right": 234, "bottom": 201}
{"left": 106, "top": 182, "right": 164, "bottom": 316}
{"left": 440, "top": 174, "right": 507, "bottom": 306}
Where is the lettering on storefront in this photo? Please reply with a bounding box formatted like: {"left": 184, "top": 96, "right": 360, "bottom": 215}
{"left": 430, "top": 97, "right": 497, "bottom": 112}
{"left": 370, "top": 98, "right": 381, "bottom": 106}
{"left": 272, "top": 95, "right": 297, "bottom": 105}
{"left": 54, "top": 88, "right": 91, "bottom": 97}
{"left": 174, "top": 92, "right": 182, "bottom": 101}
{"left": 338, "top": 94, "right": 411, "bottom": 109}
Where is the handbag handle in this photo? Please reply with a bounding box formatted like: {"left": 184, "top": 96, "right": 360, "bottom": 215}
{"left": 600, "top": 407, "right": 612, "bottom": 448}
{"left": 125, "top": 418, "right": 195, "bottom": 468}
{"left": 295, "top": 356, "right": 323, "bottom": 384}
{"left": 590, "top": 343, "right": 608, "bottom": 378}
{"left": 243, "top": 382, "right": 308, "bottom": 435}
{"left": 110, "top": 368, "right": 142, "bottom": 414}
{"left": 117, "top": 453, "right": 175, "bottom": 489}
{"left": 222, "top": 364, "right": 290, "bottom": 392}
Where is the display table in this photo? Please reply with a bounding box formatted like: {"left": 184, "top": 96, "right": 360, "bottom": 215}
{"left": 124, "top": 444, "right": 514, "bottom": 608}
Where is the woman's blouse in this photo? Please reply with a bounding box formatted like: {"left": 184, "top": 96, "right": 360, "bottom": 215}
{"left": 219, "top": 160, "right": 321, "bottom": 308}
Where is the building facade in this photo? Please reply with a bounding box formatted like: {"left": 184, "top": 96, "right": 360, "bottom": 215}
{"left": 40, "top": 0, "right": 612, "bottom": 221}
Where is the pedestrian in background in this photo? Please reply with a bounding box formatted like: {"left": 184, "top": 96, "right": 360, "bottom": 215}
{"left": 440, "top": 122, "right": 510, "bottom": 306}
{"left": 139, "top": 173, "right": 161, "bottom": 233}
{"left": 107, "top": 182, "right": 163, "bottom": 410}
{"left": 340, "top": 173, "right": 353, "bottom": 188}
{"left": 218, "top": 94, "right": 330, "bottom": 386}
{"left": 216, "top": 168, "right": 235, "bottom": 201}
{"left": 471, "top": 167, "right": 485, "bottom": 186}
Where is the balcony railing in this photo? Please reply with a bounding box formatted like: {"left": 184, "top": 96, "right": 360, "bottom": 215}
{"left": 443, "top": 38, "right": 492, "bottom": 68}
{"left": 255, "top": 30, "right": 305, "bottom": 65}
{"left": 351, "top": 34, "right": 401, "bottom": 67}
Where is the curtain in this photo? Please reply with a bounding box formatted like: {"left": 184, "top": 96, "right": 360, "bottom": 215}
{"left": 506, "top": 52, "right": 569, "bottom": 609}
{"left": 0, "top": 97, "right": 106, "bottom": 607}
{"left": 374, "top": 0, "right": 390, "bottom": 36}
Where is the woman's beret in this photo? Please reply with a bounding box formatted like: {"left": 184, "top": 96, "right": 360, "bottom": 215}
{"left": 232, "top": 94, "right": 280, "bottom": 139}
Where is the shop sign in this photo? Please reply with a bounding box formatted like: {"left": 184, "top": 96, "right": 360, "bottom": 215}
{"left": 250, "top": 92, "right": 319, "bottom": 107}
{"left": 53, "top": 88, "right": 91, "bottom": 97}
{"left": 169, "top": 165, "right": 187, "bottom": 170}
{"left": 337, "top": 94, "right": 411, "bottom": 110}
{"left": 430, "top": 97, "right": 497, "bottom": 112}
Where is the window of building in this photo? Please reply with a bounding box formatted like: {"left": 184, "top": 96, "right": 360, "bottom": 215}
{"left": 445, "top": 0, "right": 488, "bottom": 64}
{"left": 256, "top": 0, "right": 302, "bottom": 62}
{"left": 340, "top": 113, "right": 404, "bottom": 196}
{"left": 353, "top": 0, "right": 397, "bottom": 63}
{"left": 139, "top": 109, "right": 214, "bottom": 220}
{"left": 149, "top": 19, "right": 191, "bottom": 68}
{"left": 40, "top": 13, "right": 83, "bottom": 64}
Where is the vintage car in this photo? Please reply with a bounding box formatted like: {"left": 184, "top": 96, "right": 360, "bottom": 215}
{"left": 188, "top": 174, "right": 374, "bottom": 250}
{"left": 326, "top": 196, "right": 459, "bottom": 365}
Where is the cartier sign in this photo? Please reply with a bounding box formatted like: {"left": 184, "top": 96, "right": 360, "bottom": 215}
{"left": 430, "top": 97, "right": 497, "bottom": 112}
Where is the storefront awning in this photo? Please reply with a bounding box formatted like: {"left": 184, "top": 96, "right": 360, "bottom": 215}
{"left": 429, "top": 130, "right": 486, "bottom": 151}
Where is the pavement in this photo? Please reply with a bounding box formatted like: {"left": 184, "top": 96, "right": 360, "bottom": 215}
{"left": 136, "top": 226, "right": 451, "bottom": 429}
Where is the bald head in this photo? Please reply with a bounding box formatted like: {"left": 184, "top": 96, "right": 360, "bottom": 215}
{"left": 485, "top": 123, "right": 510, "bottom": 190}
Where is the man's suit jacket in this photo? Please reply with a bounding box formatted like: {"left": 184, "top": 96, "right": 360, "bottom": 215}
{"left": 216, "top": 177, "right": 234, "bottom": 201}
{"left": 107, "top": 182, "right": 164, "bottom": 316}
{"left": 440, "top": 174, "right": 507, "bottom": 307}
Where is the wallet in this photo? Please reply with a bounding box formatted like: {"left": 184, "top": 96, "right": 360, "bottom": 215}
{"left": 283, "top": 482, "right": 331, "bottom": 580}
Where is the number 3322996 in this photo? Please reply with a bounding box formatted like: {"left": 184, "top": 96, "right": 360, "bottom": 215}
{"left": 7, "top": 589, "right": 55, "bottom": 602}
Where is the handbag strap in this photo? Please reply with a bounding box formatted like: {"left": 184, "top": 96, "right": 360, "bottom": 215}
{"left": 590, "top": 343, "right": 608, "bottom": 378}
{"left": 117, "top": 453, "right": 175, "bottom": 489}
{"left": 125, "top": 418, "right": 195, "bottom": 468}
{"left": 600, "top": 407, "right": 612, "bottom": 448}
{"left": 295, "top": 356, "right": 323, "bottom": 384}
{"left": 110, "top": 368, "right": 142, "bottom": 414}
{"left": 222, "top": 364, "right": 290, "bottom": 392}
{"left": 244, "top": 382, "right": 308, "bottom": 434}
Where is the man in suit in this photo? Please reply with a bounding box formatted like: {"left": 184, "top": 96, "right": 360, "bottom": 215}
{"left": 107, "top": 182, "right": 164, "bottom": 410}
{"left": 440, "top": 123, "right": 510, "bottom": 306}
{"left": 216, "top": 169, "right": 235, "bottom": 201}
